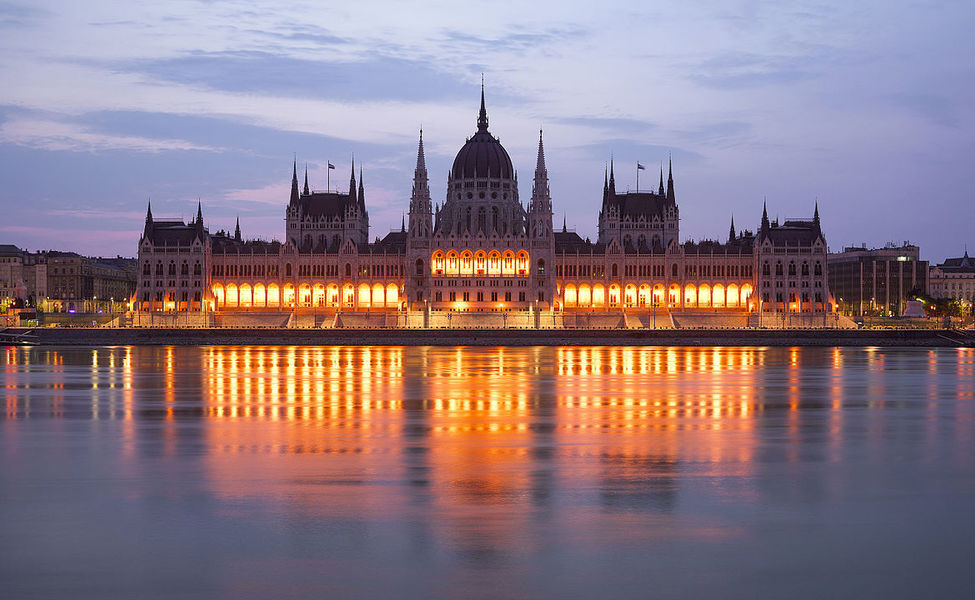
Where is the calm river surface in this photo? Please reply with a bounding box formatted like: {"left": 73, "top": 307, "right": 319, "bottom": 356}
{"left": 2, "top": 345, "right": 974, "bottom": 599}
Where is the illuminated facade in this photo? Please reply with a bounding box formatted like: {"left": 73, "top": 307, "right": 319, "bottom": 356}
{"left": 135, "top": 89, "right": 832, "bottom": 325}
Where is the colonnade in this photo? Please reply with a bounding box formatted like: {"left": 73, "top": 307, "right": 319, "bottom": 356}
{"left": 560, "top": 282, "right": 754, "bottom": 309}
{"left": 211, "top": 281, "right": 401, "bottom": 309}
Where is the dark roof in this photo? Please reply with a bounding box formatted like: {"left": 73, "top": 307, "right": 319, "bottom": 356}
{"left": 372, "top": 231, "right": 407, "bottom": 254}
{"left": 211, "top": 236, "right": 282, "bottom": 254}
{"left": 450, "top": 91, "right": 513, "bottom": 180}
{"left": 0, "top": 244, "right": 23, "bottom": 256}
{"left": 555, "top": 231, "right": 599, "bottom": 253}
{"left": 608, "top": 191, "right": 672, "bottom": 220}
{"left": 757, "top": 219, "right": 823, "bottom": 247}
{"left": 939, "top": 251, "right": 975, "bottom": 272}
{"left": 295, "top": 191, "right": 353, "bottom": 219}
{"left": 146, "top": 221, "right": 204, "bottom": 246}
{"left": 683, "top": 238, "right": 754, "bottom": 255}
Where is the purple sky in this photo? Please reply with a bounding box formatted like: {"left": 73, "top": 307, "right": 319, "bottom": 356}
{"left": 1, "top": 1, "right": 972, "bottom": 261}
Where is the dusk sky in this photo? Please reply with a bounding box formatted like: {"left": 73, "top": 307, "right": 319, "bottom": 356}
{"left": 1, "top": 1, "right": 972, "bottom": 261}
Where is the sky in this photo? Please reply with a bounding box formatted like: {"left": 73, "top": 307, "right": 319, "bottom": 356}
{"left": 0, "top": 0, "right": 973, "bottom": 261}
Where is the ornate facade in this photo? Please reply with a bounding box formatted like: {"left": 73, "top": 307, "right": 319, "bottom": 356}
{"left": 135, "top": 89, "right": 833, "bottom": 326}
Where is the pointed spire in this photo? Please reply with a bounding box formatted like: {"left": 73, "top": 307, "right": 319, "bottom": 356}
{"left": 290, "top": 159, "right": 300, "bottom": 205}
{"left": 415, "top": 128, "right": 427, "bottom": 175}
{"left": 609, "top": 156, "right": 616, "bottom": 195}
{"left": 666, "top": 155, "right": 675, "bottom": 203}
{"left": 562, "top": 214, "right": 567, "bottom": 233}
{"left": 729, "top": 215, "right": 736, "bottom": 242}
{"left": 535, "top": 129, "right": 547, "bottom": 175}
{"left": 234, "top": 216, "right": 241, "bottom": 241}
{"left": 196, "top": 200, "right": 203, "bottom": 224}
{"left": 658, "top": 166, "right": 665, "bottom": 195}
{"left": 477, "top": 74, "right": 489, "bottom": 132}
{"left": 603, "top": 165, "right": 609, "bottom": 194}
{"left": 813, "top": 200, "right": 820, "bottom": 225}
{"left": 761, "top": 198, "right": 770, "bottom": 231}
{"left": 358, "top": 166, "right": 365, "bottom": 211}
{"left": 303, "top": 164, "right": 310, "bottom": 196}
{"left": 349, "top": 155, "right": 357, "bottom": 203}
{"left": 145, "top": 198, "right": 153, "bottom": 223}
{"left": 401, "top": 214, "right": 406, "bottom": 232}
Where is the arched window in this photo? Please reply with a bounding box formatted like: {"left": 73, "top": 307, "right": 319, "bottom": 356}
{"left": 143, "top": 262, "right": 150, "bottom": 275}
{"left": 415, "top": 258, "right": 424, "bottom": 276}
{"left": 775, "top": 261, "right": 783, "bottom": 276}
{"left": 194, "top": 262, "right": 201, "bottom": 276}
{"left": 672, "top": 263, "right": 678, "bottom": 277}
{"left": 345, "top": 263, "right": 351, "bottom": 277}
{"left": 801, "top": 261, "right": 809, "bottom": 276}
{"left": 763, "top": 261, "right": 770, "bottom": 276}
{"left": 168, "top": 261, "right": 176, "bottom": 276}
{"left": 180, "top": 262, "right": 189, "bottom": 276}
{"left": 537, "top": 258, "right": 545, "bottom": 275}
{"left": 788, "top": 261, "right": 796, "bottom": 276}
{"left": 285, "top": 263, "right": 292, "bottom": 277}
{"left": 814, "top": 261, "right": 822, "bottom": 276}
{"left": 611, "top": 263, "right": 618, "bottom": 277}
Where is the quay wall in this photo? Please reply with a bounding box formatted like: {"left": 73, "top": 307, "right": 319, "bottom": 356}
{"left": 6, "top": 327, "right": 973, "bottom": 347}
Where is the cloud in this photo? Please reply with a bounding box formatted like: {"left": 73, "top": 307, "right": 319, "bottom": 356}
{"left": 890, "top": 93, "right": 959, "bottom": 128}
{"left": 686, "top": 52, "right": 824, "bottom": 90}
{"left": 0, "top": 117, "right": 224, "bottom": 153}
{"left": 0, "top": 1, "right": 48, "bottom": 28}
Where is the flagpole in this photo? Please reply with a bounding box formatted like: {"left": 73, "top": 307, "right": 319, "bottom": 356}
{"left": 327, "top": 160, "right": 330, "bottom": 192}
{"left": 636, "top": 162, "right": 639, "bottom": 193}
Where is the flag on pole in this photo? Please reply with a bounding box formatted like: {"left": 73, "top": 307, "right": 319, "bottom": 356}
{"left": 327, "top": 162, "right": 335, "bottom": 169}
{"left": 637, "top": 162, "right": 645, "bottom": 170}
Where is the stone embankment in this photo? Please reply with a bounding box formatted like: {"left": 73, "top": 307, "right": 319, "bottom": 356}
{"left": 5, "top": 327, "right": 973, "bottom": 347}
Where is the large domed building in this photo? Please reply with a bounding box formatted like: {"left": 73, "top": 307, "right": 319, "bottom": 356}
{"left": 135, "top": 85, "right": 833, "bottom": 327}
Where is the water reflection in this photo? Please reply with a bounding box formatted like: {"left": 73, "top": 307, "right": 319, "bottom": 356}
{"left": 3, "top": 345, "right": 975, "bottom": 598}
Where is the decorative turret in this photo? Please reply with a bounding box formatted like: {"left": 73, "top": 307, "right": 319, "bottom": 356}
{"left": 348, "top": 157, "right": 357, "bottom": 209}
{"left": 729, "top": 215, "right": 736, "bottom": 243}
{"left": 609, "top": 158, "right": 616, "bottom": 196}
{"left": 658, "top": 167, "right": 664, "bottom": 196}
{"left": 666, "top": 156, "right": 675, "bottom": 203}
{"left": 234, "top": 216, "right": 241, "bottom": 241}
{"left": 477, "top": 77, "right": 488, "bottom": 132}
{"left": 290, "top": 160, "right": 300, "bottom": 205}
{"left": 528, "top": 129, "right": 553, "bottom": 239}
{"left": 143, "top": 198, "right": 153, "bottom": 240}
{"left": 408, "top": 129, "right": 433, "bottom": 240}
{"left": 303, "top": 164, "right": 310, "bottom": 196}
{"left": 761, "top": 199, "right": 770, "bottom": 232}
{"left": 358, "top": 166, "right": 365, "bottom": 213}
{"left": 813, "top": 200, "right": 820, "bottom": 231}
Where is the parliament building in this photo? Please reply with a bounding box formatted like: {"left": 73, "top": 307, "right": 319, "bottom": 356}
{"left": 136, "top": 88, "right": 832, "bottom": 328}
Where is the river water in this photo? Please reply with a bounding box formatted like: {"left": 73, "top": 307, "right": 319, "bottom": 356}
{"left": 2, "top": 345, "right": 974, "bottom": 599}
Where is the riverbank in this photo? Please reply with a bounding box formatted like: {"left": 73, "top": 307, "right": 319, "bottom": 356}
{"left": 4, "top": 327, "right": 973, "bottom": 347}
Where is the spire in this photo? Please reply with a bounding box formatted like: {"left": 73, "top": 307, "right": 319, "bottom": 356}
{"left": 666, "top": 155, "right": 675, "bottom": 203}
{"left": 303, "top": 164, "right": 310, "bottom": 196}
{"left": 477, "top": 74, "right": 489, "bottom": 132}
{"left": 729, "top": 215, "right": 736, "bottom": 242}
{"left": 145, "top": 198, "right": 153, "bottom": 223}
{"left": 813, "top": 200, "right": 820, "bottom": 225}
{"left": 234, "top": 216, "right": 241, "bottom": 241}
{"left": 358, "top": 166, "right": 365, "bottom": 211}
{"left": 658, "top": 166, "right": 665, "bottom": 195}
{"left": 290, "top": 159, "right": 300, "bottom": 205}
{"left": 401, "top": 214, "right": 406, "bottom": 232}
{"left": 609, "top": 157, "right": 616, "bottom": 195}
{"left": 603, "top": 165, "right": 609, "bottom": 194}
{"left": 349, "top": 155, "right": 357, "bottom": 203}
{"left": 562, "top": 214, "right": 567, "bottom": 233}
{"left": 415, "top": 128, "right": 427, "bottom": 176}
{"left": 761, "top": 198, "right": 770, "bottom": 231}
{"left": 535, "top": 129, "right": 547, "bottom": 176}
{"left": 196, "top": 200, "right": 203, "bottom": 224}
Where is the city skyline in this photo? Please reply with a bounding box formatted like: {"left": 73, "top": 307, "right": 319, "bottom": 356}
{"left": 1, "top": 1, "right": 972, "bottom": 261}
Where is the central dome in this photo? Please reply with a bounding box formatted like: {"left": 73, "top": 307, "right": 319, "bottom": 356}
{"left": 450, "top": 87, "right": 514, "bottom": 180}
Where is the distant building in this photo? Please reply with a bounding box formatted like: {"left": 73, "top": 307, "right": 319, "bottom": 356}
{"left": 827, "top": 244, "right": 928, "bottom": 316}
{"left": 0, "top": 244, "right": 47, "bottom": 309}
{"left": 136, "top": 88, "right": 833, "bottom": 326}
{"left": 929, "top": 250, "right": 975, "bottom": 308}
{"left": 45, "top": 251, "right": 136, "bottom": 312}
